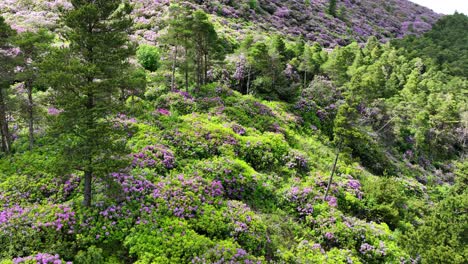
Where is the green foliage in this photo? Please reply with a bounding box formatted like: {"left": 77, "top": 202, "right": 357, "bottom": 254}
{"left": 136, "top": 44, "right": 161, "bottom": 72}
{"left": 162, "top": 6, "right": 225, "bottom": 90}
{"left": 328, "top": 0, "right": 337, "bottom": 17}
{"left": 393, "top": 13, "right": 468, "bottom": 77}
{"left": 41, "top": 0, "right": 135, "bottom": 206}
{"left": 403, "top": 163, "right": 468, "bottom": 263}
{"left": 248, "top": 0, "right": 258, "bottom": 10}
{"left": 125, "top": 217, "right": 213, "bottom": 264}
{"left": 74, "top": 246, "right": 104, "bottom": 264}
{"left": 322, "top": 42, "right": 358, "bottom": 86}
{"left": 240, "top": 132, "right": 289, "bottom": 171}
{"left": 0, "top": 3, "right": 467, "bottom": 264}
{"left": 0, "top": 16, "right": 17, "bottom": 154}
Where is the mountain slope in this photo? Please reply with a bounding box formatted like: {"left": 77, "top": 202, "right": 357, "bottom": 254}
{"left": 0, "top": 0, "right": 441, "bottom": 46}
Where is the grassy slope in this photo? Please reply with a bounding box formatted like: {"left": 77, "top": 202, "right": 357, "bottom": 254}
{"left": 0, "top": 82, "right": 430, "bottom": 262}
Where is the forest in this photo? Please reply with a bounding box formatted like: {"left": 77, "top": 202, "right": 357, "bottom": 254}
{"left": 0, "top": 0, "right": 466, "bottom": 263}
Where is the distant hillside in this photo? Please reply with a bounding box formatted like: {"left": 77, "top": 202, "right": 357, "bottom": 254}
{"left": 1, "top": 0, "right": 441, "bottom": 46}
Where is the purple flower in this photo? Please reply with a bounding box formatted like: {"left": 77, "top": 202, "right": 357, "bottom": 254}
{"left": 157, "top": 108, "right": 171, "bottom": 116}
{"left": 360, "top": 243, "right": 375, "bottom": 254}
{"left": 47, "top": 107, "right": 63, "bottom": 116}
{"left": 326, "top": 196, "right": 337, "bottom": 207}
{"left": 347, "top": 179, "right": 361, "bottom": 190}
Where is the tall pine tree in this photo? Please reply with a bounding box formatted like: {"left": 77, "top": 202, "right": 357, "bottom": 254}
{"left": 44, "top": 0, "right": 134, "bottom": 207}
{"left": 14, "top": 29, "right": 54, "bottom": 150}
{"left": 0, "top": 16, "right": 17, "bottom": 154}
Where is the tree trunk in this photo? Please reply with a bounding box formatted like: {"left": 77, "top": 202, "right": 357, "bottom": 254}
{"left": 185, "top": 47, "right": 189, "bottom": 92}
{"left": 246, "top": 65, "right": 252, "bottom": 95}
{"left": 204, "top": 52, "right": 208, "bottom": 85}
{"left": 84, "top": 83, "right": 95, "bottom": 207}
{"left": 171, "top": 46, "right": 178, "bottom": 91}
{"left": 83, "top": 169, "right": 92, "bottom": 207}
{"left": 26, "top": 80, "right": 34, "bottom": 150}
{"left": 0, "top": 87, "right": 11, "bottom": 153}
{"left": 196, "top": 53, "right": 201, "bottom": 91}
{"left": 304, "top": 71, "right": 307, "bottom": 88}
{"left": 323, "top": 140, "right": 343, "bottom": 200}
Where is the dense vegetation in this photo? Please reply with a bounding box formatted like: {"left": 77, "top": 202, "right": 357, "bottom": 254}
{"left": 0, "top": 0, "right": 466, "bottom": 264}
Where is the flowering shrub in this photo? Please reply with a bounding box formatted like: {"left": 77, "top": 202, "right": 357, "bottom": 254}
{"left": 162, "top": 114, "right": 239, "bottom": 159}
{"left": 13, "top": 253, "right": 71, "bottom": 264}
{"left": 239, "top": 132, "right": 289, "bottom": 171}
{"left": 192, "top": 240, "right": 264, "bottom": 263}
{"left": 0, "top": 204, "right": 76, "bottom": 259}
{"left": 144, "top": 174, "right": 225, "bottom": 220}
{"left": 224, "top": 98, "right": 279, "bottom": 133}
{"left": 283, "top": 186, "right": 318, "bottom": 218}
{"left": 155, "top": 91, "right": 196, "bottom": 115}
{"left": 224, "top": 201, "right": 271, "bottom": 256}
{"left": 284, "top": 150, "right": 310, "bottom": 173}
{"left": 131, "top": 144, "right": 176, "bottom": 174}
{"left": 188, "top": 157, "right": 264, "bottom": 201}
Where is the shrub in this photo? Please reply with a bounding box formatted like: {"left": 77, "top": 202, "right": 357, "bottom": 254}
{"left": 136, "top": 44, "right": 160, "bottom": 72}
{"left": 125, "top": 217, "right": 213, "bottom": 264}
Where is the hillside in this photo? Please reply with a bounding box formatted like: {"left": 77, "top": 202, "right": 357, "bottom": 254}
{"left": 1, "top": 0, "right": 441, "bottom": 46}
{"left": 0, "top": 1, "right": 467, "bottom": 264}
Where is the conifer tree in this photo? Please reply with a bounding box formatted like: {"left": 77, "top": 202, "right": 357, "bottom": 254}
{"left": 43, "top": 0, "right": 134, "bottom": 207}
{"left": 14, "top": 29, "right": 53, "bottom": 150}
{"left": 0, "top": 16, "right": 17, "bottom": 154}
{"left": 191, "top": 10, "right": 220, "bottom": 89}
{"left": 328, "top": 0, "right": 337, "bottom": 17}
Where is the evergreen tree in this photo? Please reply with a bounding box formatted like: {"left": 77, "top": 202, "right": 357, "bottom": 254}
{"left": 322, "top": 42, "right": 359, "bottom": 86}
{"left": 191, "top": 10, "right": 221, "bottom": 89}
{"left": 403, "top": 163, "right": 467, "bottom": 263}
{"left": 328, "top": 0, "right": 337, "bottom": 17}
{"left": 43, "top": 0, "right": 134, "bottom": 207}
{"left": 14, "top": 29, "right": 54, "bottom": 150}
{"left": 162, "top": 4, "right": 192, "bottom": 91}
{"left": 0, "top": 16, "right": 17, "bottom": 154}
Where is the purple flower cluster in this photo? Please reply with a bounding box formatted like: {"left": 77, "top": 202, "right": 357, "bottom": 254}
{"left": 35, "top": 205, "right": 76, "bottom": 232}
{"left": 47, "top": 107, "right": 63, "bottom": 116}
{"left": 115, "top": 113, "right": 137, "bottom": 124}
{"left": 62, "top": 174, "right": 81, "bottom": 198}
{"left": 346, "top": 177, "right": 363, "bottom": 199}
{"left": 325, "top": 196, "right": 338, "bottom": 207}
{"left": 360, "top": 241, "right": 387, "bottom": 256}
{"left": 13, "top": 253, "right": 71, "bottom": 264}
{"left": 285, "top": 150, "right": 309, "bottom": 171}
{"left": 156, "top": 108, "right": 171, "bottom": 116}
{"left": 152, "top": 175, "right": 224, "bottom": 219}
{"left": 324, "top": 232, "right": 335, "bottom": 240}
{"left": 0, "top": 205, "right": 30, "bottom": 227}
{"left": 225, "top": 201, "right": 268, "bottom": 250}
{"left": 131, "top": 145, "right": 175, "bottom": 171}
{"left": 285, "top": 186, "right": 317, "bottom": 217}
{"left": 233, "top": 55, "right": 247, "bottom": 81}
{"left": 1, "top": 204, "right": 76, "bottom": 238}
{"left": 191, "top": 243, "right": 262, "bottom": 264}
{"left": 360, "top": 243, "right": 375, "bottom": 254}
{"left": 231, "top": 124, "right": 246, "bottom": 135}
{"left": 110, "top": 172, "right": 156, "bottom": 200}
{"left": 252, "top": 101, "right": 274, "bottom": 116}
{"left": 274, "top": 7, "right": 290, "bottom": 18}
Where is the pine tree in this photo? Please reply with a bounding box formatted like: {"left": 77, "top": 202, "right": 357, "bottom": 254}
{"left": 43, "top": 0, "right": 134, "bottom": 207}
{"left": 328, "top": 0, "right": 337, "bottom": 17}
{"left": 0, "top": 16, "right": 17, "bottom": 154}
{"left": 163, "top": 4, "right": 192, "bottom": 91}
{"left": 14, "top": 29, "right": 54, "bottom": 150}
{"left": 191, "top": 10, "right": 220, "bottom": 89}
